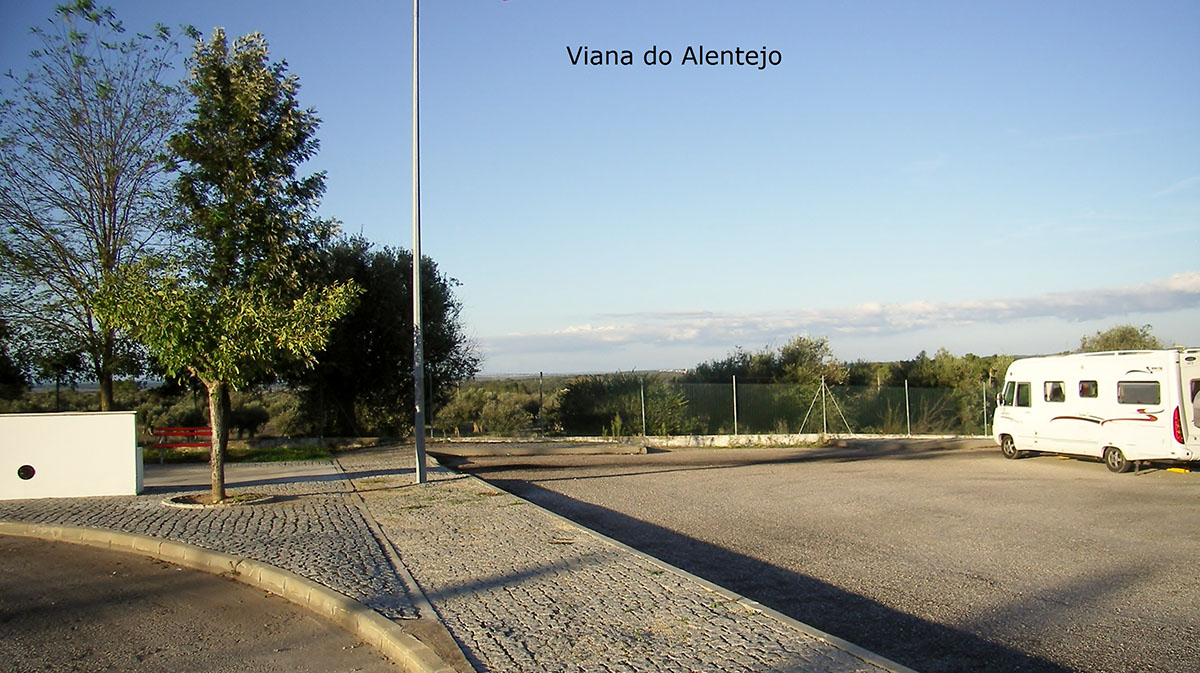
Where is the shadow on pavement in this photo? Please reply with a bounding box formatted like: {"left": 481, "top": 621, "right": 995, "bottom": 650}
{"left": 454, "top": 442, "right": 992, "bottom": 484}
{"left": 478, "top": 477, "right": 1075, "bottom": 673}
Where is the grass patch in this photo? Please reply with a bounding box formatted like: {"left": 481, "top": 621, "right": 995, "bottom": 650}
{"left": 144, "top": 444, "right": 332, "bottom": 464}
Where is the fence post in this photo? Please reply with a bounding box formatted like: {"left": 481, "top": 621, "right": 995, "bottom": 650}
{"left": 426, "top": 369, "right": 434, "bottom": 439}
{"left": 982, "top": 381, "right": 988, "bottom": 436}
{"left": 640, "top": 379, "right": 647, "bottom": 437}
{"left": 904, "top": 379, "right": 911, "bottom": 437}
{"left": 732, "top": 375, "right": 738, "bottom": 436}
{"left": 821, "top": 375, "right": 828, "bottom": 435}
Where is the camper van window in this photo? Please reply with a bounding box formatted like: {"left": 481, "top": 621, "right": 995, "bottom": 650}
{"left": 1079, "top": 380, "right": 1098, "bottom": 398}
{"left": 1117, "top": 381, "right": 1160, "bottom": 405}
{"left": 1002, "top": 381, "right": 1016, "bottom": 406}
{"left": 1044, "top": 381, "right": 1065, "bottom": 402}
{"left": 1016, "top": 382, "right": 1031, "bottom": 407}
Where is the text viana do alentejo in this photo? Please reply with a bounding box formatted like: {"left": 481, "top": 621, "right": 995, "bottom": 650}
{"left": 567, "top": 45, "right": 782, "bottom": 69}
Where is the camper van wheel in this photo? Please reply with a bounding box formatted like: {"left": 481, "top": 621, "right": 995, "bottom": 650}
{"left": 1104, "top": 446, "right": 1134, "bottom": 474}
{"left": 1000, "top": 435, "right": 1022, "bottom": 459}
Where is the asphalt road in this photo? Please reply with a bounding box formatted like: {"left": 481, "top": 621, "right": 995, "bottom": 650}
{"left": 0, "top": 534, "right": 400, "bottom": 673}
{"left": 454, "top": 441, "right": 1200, "bottom": 673}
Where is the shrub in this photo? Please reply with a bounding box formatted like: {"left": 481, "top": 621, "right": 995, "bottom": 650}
{"left": 480, "top": 397, "right": 532, "bottom": 435}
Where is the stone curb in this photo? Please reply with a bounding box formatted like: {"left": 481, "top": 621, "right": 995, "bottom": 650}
{"left": 0, "top": 521, "right": 454, "bottom": 673}
{"left": 455, "top": 466, "right": 922, "bottom": 673}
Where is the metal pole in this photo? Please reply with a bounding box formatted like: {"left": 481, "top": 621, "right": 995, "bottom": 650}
{"left": 411, "top": 0, "right": 427, "bottom": 484}
{"left": 732, "top": 375, "right": 738, "bottom": 436}
{"left": 640, "top": 379, "right": 647, "bottom": 436}
{"left": 904, "top": 379, "right": 911, "bottom": 437}
{"left": 821, "top": 375, "right": 827, "bottom": 435}
{"left": 982, "top": 381, "right": 988, "bottom": 436}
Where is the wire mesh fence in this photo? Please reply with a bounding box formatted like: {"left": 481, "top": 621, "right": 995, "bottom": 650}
{"left": 433, "top": 374, "right": 999, "bottom": 438}
{"left": 673, "top": 382, "right": 991, "bottom": 436}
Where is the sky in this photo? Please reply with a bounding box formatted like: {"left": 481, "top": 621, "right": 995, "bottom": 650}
{"left": 2, "top": 0, "right": 1198, "bottom": 375}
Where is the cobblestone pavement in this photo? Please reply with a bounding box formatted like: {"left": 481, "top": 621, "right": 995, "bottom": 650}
{"left": 338, "top": 448, "right": 893, "bottom": 673}
{"left": 0, "top": 460, "right": 416, "bottom": 620}
{"left": 1, "top": 447, "right": 900, "bottom": 673}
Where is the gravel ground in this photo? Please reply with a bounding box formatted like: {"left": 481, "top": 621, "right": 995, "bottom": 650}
{"left": 455, "top": 443, "right": 1200, "bottom": 673}
{"left": 338, "top": 448, "right": 900, "bottom": 673}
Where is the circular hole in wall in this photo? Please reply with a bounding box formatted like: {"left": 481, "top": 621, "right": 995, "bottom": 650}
{"left": 17, "top": 465, "right": 36, "bottom": 480}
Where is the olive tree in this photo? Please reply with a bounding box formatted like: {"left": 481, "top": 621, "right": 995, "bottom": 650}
{"left": 1079, "top": 324, "right": 1164, "bottom": 352}
{"left": 685, "top": 335, "right": 847, "bottom": 385}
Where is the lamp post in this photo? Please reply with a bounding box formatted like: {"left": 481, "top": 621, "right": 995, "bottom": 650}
{"left": 411, "top": 0, "right": 427, "bottom": 483}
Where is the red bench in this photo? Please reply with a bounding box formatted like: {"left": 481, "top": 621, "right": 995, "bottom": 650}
{"left": 150, "top": 426, "right": 211, "bottom": 464}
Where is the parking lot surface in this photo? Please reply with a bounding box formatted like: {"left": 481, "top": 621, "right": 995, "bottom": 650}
{"left": 456, "top": 442, "right": 1200, "bottom": 673}
{"left": 0, "top": 534, "right": 399, "bottom": 673}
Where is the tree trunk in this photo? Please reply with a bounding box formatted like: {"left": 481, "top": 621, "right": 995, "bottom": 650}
{"left": 98, "top": 374, "right": 114, "bottom": 411}
{"left": 206, "top": 380, "right": 230, "bottom": 503}
{"left": 98, "top": 332, "right": 116, "bottom": 411}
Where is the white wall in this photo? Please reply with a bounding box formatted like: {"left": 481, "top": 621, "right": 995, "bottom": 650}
{"left": 1, "top": 412, "right": 141, "bottom": 500}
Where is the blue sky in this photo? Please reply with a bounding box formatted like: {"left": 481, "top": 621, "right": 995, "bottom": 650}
{"left": 3, "top": 0, "right": 1198, "bottom": 374}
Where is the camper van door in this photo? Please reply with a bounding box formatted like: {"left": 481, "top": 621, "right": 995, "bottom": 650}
{"left": 1182, "top": 352, "right": 1200, "bottom": 449}
{"left": 998, "top": 379, "right": 1035, "bottom": 448}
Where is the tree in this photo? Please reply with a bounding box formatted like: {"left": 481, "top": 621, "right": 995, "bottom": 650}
{"left": 846, "top": 359, "right": 901, "bottom": 387}
{"left": 0, "top": 1, "right": 185, "bottom": 409}
{"left": 556, "top": 372, "right": 692, "bottom": 436}
{"left": 434, "top": 386, "right": 492, "bottom": 436}
{"left": 479, "top": 395, "right": 534, "bottom": 435}
{"left": 295, "top": 236, "right": 480, "bottom": 436}
{"left": 684, "top": 335, "right": 846, "bottom": 385}
{"left": 685, "top": 345, "right": 778, "bottom": 383}
{"left": 33, "top": 346, "right": 86, "bottom": 410}
{"left": 777, "top": 335, "right": 848, "bottom": 386}
{"left": 0, "top": 317, "right": 29, "bottom": 400}
{"left": 98, "top": 29, "right": 357, "bottom": 503}
{"left": 1079, "top": 324, "right": 1164, "bottom": 353}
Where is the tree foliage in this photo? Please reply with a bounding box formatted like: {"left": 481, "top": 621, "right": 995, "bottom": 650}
{"left": 168, "top": 29, "right": 331, "bottom": 290}
{"left": 1078, "top": 323, "right": 1164, "bottom": 353}
{"left": 0, "top": 317, "right": 29, "bottom": 400}
{"left": 684, "top": 335, "right": 847, "bottom": 385}
{"left": 99, "top": 28, "right": 356, "bottom": 502}
{"left": 102, "top": 263, "right": 357, "bottom": 388}
{"left": 433, "top": 387, "right": 535, "bottom": 436}
{"left": 0, "top": 1, "right": 185, "bottom": 409}
{"left": 294, "top": 236, "right": 480, "bottom": 436}
{"left": 556, "top": 372, "right": 692, "bottom": 436}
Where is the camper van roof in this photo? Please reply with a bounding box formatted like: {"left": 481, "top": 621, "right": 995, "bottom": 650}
{"left": 1031, "top": 348, "right": 1199, "bottom": 359}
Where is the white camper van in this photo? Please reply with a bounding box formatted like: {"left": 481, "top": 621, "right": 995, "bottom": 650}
{"left": 992, "top": 349, "right": 1200, "bottom": 472}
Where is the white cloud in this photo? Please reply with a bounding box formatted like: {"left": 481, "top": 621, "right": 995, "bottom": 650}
{"left": 484, "top": 272, "right": 1200, "bottom": 362}
{"left": 1153, "top": 175, "right": 1200, "bottom": 198}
